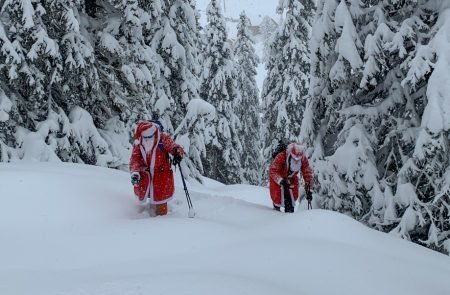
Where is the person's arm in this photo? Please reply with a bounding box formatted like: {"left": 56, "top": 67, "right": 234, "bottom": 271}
{"left": 130, "top": 143, "right": 146, "bottom": 173}
{"left": 269, "top": 152, "right": 286, "bottom": 185}
{"left": 129, "top": 142, "right": 146, "bottom": 184}
{"left": 161, "top": 133, "right": 185, "bottom": 157}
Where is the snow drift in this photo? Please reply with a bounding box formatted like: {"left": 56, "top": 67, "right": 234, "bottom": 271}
{"left": 1, "top": 162, "right": 449, "bottom": 295}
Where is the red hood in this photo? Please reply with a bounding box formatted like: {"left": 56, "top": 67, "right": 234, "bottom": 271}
{"left": 133, "top": 121, "right": 161, "bottom": 145}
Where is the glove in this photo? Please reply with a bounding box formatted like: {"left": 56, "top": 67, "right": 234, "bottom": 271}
{"left": 172, "top": 147, "right": 184, "bottom": 166}
{"left": 131, "top": 172, "right": 141, "bottom": 185}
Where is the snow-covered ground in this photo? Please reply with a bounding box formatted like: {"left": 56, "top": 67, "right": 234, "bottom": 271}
{"left": 1, "top": 162, "right": 450, "bottom": 295}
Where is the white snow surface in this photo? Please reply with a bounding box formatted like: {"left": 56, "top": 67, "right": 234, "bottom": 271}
{"left": 1, "top": 162, "right": 450, "bottom": 295}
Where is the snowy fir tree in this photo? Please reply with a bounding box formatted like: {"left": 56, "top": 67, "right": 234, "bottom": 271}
{"left": 0, "top": 0, "right": 75, "bottom": 163}
{"left": 106, "top": 0, "right": 155, "bottom": 121}
{"left": 392, "top": 1, "right": 450, "bottom": 254}
{"left": 234, "top": 11, "right": 262, "bottom": 185}
{"left": 200, "top": 0, "right": 242, "bottom": 184}
{"left": 261, "top": 0, "right": 314, "bottom": 181}
{"left": 260, "top": 15, "right": 278, "bottom": 64}
{"left": 166, "top": 0, "right": 202, "bottom": 125}
{"left": 302, "top": 0, "right": 450, "bottom": 254}
{"left": 141, "top": 0, "right": 175, "bottom": 132}
{"left": 0, "top": 0, "right": 212, "bottom": 172}
{"left": 43, "top": 0, "right": 99, "bottom": 113}
{"left": 1, "top": 0, "right": 60, "bottom": 121}
{"left": 0, "top": 19, "right": 21, "bottom": 161}
{"left": 163, "top": 0, "right": 215, "bottom": 181}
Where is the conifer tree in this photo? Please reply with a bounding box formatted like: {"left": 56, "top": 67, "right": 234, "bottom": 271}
{"left": 95, "top": 0, "right": 154, "bottom": 124}
{"left": 303, "top": 0, "right": 450, "bottom": 254}
{"left": 261, "top": 0, "right": 314, "bottom": 181}
{"left": 200, "top": 0, "right": 242, "bottom": 184}
{"left": 43, "top": 0, "right": 99, "bottom": 118}
{"left": 234, "top": 11, "right": 261, "bottom": 185}
{"left": 1, "top": 0, "right": 61, "bottom": 122}
{"left": 0, "top": 21, "right": 22, "bottom": 161}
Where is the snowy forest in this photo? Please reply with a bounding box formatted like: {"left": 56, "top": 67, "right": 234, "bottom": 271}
{"left": 0, "top": 0, "right": 449, "bottom": 255}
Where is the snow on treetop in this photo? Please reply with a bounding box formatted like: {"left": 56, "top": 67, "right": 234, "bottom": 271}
{"left": 0, "top": 90, "right": 12, "bottom": 122}
{"left": 197, "top": 0, "right": 278, "bottom": 37}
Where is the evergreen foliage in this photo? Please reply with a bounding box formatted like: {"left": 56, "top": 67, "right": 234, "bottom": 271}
{"left": 261, "top": 0, "right": 314, "bottom": 181}
{"left": 303, "top": 0, "right": 450, "bottom": 254}
{"left": 234, "top": 11, "right": 261, "bottom": 185}
{"left": 200, "top": 0, "right": 242, "bottom": 184}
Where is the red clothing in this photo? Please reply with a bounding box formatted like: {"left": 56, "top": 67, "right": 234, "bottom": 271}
{"left": 269, "top": 151, "right": 313, "bottom": 207}
{"left": 130, "top": 121, "right": 183, "bottom": 204}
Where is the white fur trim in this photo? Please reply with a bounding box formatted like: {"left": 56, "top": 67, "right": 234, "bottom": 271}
{"left": 287, "top": 143, "right": 305, "bottom": 160}
{"left": 148, "top": 196, "right": 173, "bottom": 205}
{"left": 289, "top": 157, "right": 302, "bottom": 172}
{"left": 134, "top": 194, "right": 173, "bottom": 205}
{"left": 148, "top": 131, "right": 160, "bottom": 202}
{"left": 139, "top": 145, "right": 147, "bottom": 166}
{"left": 142, "top": 126, "right": 157, "bottom": 137}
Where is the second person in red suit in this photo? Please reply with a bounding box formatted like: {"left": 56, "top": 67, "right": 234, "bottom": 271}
{"left": 269, "top": 143, "right": 313, "bottom": 213}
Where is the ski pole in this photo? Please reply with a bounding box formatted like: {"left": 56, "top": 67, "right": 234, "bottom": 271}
{"left": 178, "top": 163, "right": 195, "bottom": 218}
{"left": 305, "top": 183, "right": 313, "bottom": 210}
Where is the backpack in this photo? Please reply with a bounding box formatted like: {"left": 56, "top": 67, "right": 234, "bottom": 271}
{"left": 272, "top": 140, "right": 287, "bottom": 159}
{"left": 149, "top": 119, "right": 164, "bottom": 132}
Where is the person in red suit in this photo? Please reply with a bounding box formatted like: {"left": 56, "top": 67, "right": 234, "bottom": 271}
{"left": 269, "top": 143, "right": 313, "bottom": 213}
{"left": 129, "top": 121, "right": 184, "bottom": 216}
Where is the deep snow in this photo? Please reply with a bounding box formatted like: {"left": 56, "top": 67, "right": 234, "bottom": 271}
{"left": 1, "top": 162, "right": 450, "bottom": 295}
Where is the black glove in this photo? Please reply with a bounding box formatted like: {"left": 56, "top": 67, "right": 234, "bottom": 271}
{"left": 131, "top": 173, "right": 140, "bottom": 185}
{"left": 172, "top": 152, "right": 183, "bottom": 166}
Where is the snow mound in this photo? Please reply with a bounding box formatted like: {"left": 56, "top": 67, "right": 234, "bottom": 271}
{"left": 1, "top": 163, "right": 450, "bottom": 295}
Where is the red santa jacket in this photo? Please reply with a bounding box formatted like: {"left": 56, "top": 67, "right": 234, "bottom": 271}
{"left": 129, "top": 121, "right": 183, "bottom": 203}
{"left": 269, "top": 150, "right": 313, "bottom": 207}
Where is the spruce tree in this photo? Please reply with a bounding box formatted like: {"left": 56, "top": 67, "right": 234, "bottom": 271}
{"left": 1, "top": 0, "right": 61, "bottom": 122}
{"left": 0, "top": 21, "right": 22, "bottom": 161}
{"left": 234, "top": 11, "right": 261, "bottom": 185}
{"left": 43, "top": 0, "right": 99, "bottom": 118}
{"left": 261, "top": 0, "right": 314, "bottom": 181}
{"left": 391, "top": 1, "right": 450, "bottom": 254}
{"left": 166, "top": 0, "right": 202, "bottom": 126}
{"left": 304, "top": 0, "right": 450, "bottom": 254}
{"left": 260, "top": 16, "right": 278, "bottom": 64}
{"left": 200, "top": 0, "right": 242, "bottom": 184}
{"left": 94, "top": 0, "right": 154, "bottom": 124}
{"left": 166, "top": 0, "right": 215, "bottom": 181}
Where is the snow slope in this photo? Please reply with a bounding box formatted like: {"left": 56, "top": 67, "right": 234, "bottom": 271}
{"left": 1, "top": 163, "right": 450, "bottom": 295}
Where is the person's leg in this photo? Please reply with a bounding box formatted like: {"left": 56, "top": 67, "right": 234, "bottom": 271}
{"left": 284, "top": 189, "right": 294, "bottom": 213}
{"left": 155, "top": 203, "right": 168, "bottom": 216}
{"left": 149, "top": 204, "right": 157, "bottom": 217}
